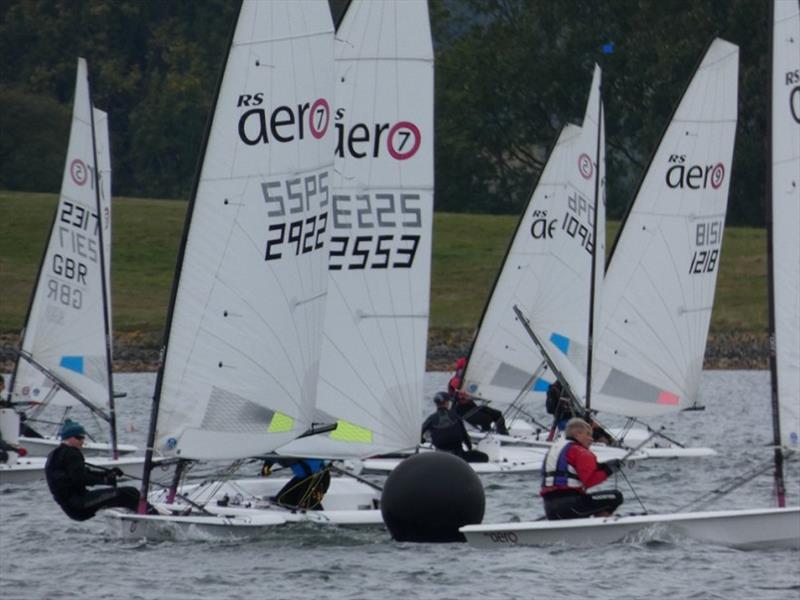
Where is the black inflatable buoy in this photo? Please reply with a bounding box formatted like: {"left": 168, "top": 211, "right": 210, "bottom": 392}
{"left": 381, "top": 452, "right": 485, "bottom": 542}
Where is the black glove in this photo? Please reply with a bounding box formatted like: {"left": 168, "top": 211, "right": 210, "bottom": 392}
{"left": 110, "top": 467, "right": 125, "bottom": 478}
{"left": 602, "top": 458, "right": 623, "bottom": 475}
{"left": 105, "top": 472, "right": 118, "bottom": 485}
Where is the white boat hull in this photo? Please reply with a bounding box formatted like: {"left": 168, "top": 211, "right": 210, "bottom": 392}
{"left": 105, "top": 508, "right": 288, "bottom": 541}
{"left": 18, "top": 435, "right": 138, "bottom": 458}
{"left": 0, "top": 455, "right": 160, "bottom": 486}
{"left": 501, "top": 426, "right": 717, "bottom": 459}
{"left": 461, "top": 507, "right": 800, "bottom": 549}
{"left": 105, "top": 476, "right": 385, "bottom": 540}
{"left": 361, "top": 443, "right": 636, "bottom": 475}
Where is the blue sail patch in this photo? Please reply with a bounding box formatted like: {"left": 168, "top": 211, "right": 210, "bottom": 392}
{"left": 60, "top": 356, "right": 84, "bottom": 374}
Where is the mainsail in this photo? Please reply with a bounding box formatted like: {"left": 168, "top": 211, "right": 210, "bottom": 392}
{"left": 591, "top": 39, "right": 739, "bottom": 417}
{"left": 149, "top": 0, "right": 335, "bottom": 461}
{"left": 282, "top": 0, "right": 435, "bottom": 459}
{"left": 769, "top": 0, "right": 800, "bottom": 453}
{"left": 10, "top": 58, "right": 114, "bottom": 422}
{"left": 461, "top": 66, "right": 605, "bottom": 411}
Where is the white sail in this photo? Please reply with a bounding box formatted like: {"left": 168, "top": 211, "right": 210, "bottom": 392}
{"left": 153, "top": 1, "right": 335, "bottom": 460}
{"left": 461, "top": 66, "right": 605, "bottom": 410}
{"left": 282, "top": 0, "right": 435, "bottom": 459}
{"left": 592, "top": 39, "right": 739, "bottom": 417}
{"left": 11, "top": 58, "right": 112, "bottom": 413}
{"left": 772, "top": 0, "right": 800, "bottom": 450}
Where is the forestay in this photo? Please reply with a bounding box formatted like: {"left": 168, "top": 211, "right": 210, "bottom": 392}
{"left": 153, "top": 1, "right": 335, "bottom": 460}
{"left": 281, "top": 0, "right": 434, "bottom": 459}
{"left": 10, "top": 58, "right": 113, "bottom": 415}
{"left": 771, "top": 0, "right": 800, "bottom": 450}
{"left": 591, "top": 39, "right": 739, "bottom": 417}
{"left": 461, "top": 67, "right": 605, "bottom": 410}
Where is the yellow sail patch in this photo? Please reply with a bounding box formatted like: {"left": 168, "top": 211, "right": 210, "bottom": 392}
{"left": 267, "top": 412, "right": 294, "bottom": 433}
{"left": 330, "top": 420, "right": 372, "bottom": 443}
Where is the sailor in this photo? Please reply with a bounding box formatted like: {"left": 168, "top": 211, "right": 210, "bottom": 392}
{"left": 44, "top": 419, "right": 142, "bottom": 521}
{"left": 265, "top": 458, "right": 331, "bottom": 510}
{"left": 452, "top": 393, "right": 509, "bottom": 435}
{"left": 421, "top": 392, "right": 488, "bottom": 463}
{"left": 539, "top": 417, "right": 623, "bottom": 519}
{"left": 545, "top": 381, "right": 573, "bottom": 439}
{"left": 447, "top": 358, "right": 509, "bottom": 435}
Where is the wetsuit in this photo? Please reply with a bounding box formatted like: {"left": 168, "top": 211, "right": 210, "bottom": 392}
{"left": 274, "top": 459, "right": 330, "bottom": 510}
{"left": 421, "top": 406, "right": 488, "bottom": 462}
{"left": 45, "top": 444, "right": 139, "bottom": 521}
{"left": 453, "top": 397, "right": 509, "bottom": 435}
{"left": 540, "top": 438, "right": 623, "bottom": 520}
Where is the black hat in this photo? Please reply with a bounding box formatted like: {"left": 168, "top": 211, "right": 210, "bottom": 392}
{"left": 433, "top": 392, "right": 449, "bottom": 405}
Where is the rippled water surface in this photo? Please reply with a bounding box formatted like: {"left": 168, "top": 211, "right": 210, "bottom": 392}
{"left": 1, "top": 371, "right": 798, "bottom": 600}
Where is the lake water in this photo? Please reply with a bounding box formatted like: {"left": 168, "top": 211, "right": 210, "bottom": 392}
{"left": 1, "top": 370, "right": 798, "bottom": 600}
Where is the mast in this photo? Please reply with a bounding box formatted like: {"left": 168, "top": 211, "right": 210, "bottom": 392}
{"left": 137, "top": 1, "right": 243, "bottom": 513}
{"left": 766, "top": 0, "right": 786, "bottom": 508}
{"left": 584, "top": 70, "right": 603, "bottom": 411}
{"left": 86, "top": 64, "right": 118, "bottom": 459}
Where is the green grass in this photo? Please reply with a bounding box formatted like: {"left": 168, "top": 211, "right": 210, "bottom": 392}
{"left": 0, "top": 190, "right": 768, "bottom": 342}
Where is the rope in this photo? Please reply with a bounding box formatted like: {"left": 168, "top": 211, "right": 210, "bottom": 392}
{"left": 674, "top": 456, "right": 777, "bottom": 512}
{"left": 617, "top": 468, "right": 648, "bottom": 514}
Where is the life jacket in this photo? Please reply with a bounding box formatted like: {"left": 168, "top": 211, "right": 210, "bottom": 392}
{"left": 290, "top": 459, "right": 324, "bottom": 478}
{"left": 540, "top": 439, "right": 583, "bottom": 492}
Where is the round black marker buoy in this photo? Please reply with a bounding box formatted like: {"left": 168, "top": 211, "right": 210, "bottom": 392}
{"left": 381, "top": 452, "right": 485, "bottom": 543}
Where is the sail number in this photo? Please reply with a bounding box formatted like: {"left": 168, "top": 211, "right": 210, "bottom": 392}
{"left": 60, "top": 200, "right": 100, "bottom": 235}
{"left": 261, "top": 170, "right": 330, "bottom": 262}
{"left": 46, "top": 278, "right": 82, "bottom": 308}
{"left": 562, "top": 191, "right": 595, "bottom": 255}
{"left": 265, "top": 213, "right": 327, "bottom": 261}
{"left": 329, "top": 234, "right": 420, "bottom": 270}
{"left": 689, "top": 220, "right": 723, "bottom": 274}
{"left": 331, "top": 192, "right": 422, "bottom": 230}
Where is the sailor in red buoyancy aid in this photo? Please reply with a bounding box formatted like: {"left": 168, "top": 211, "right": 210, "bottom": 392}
{"left": 540, "top": 418, "right": 624, "bottom": 520}
{"left": 447, "top": 357, "right": 509, "bottom": 435}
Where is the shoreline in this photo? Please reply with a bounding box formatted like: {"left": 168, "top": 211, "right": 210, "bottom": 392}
{"left": 0, "top": 330, "right": 769, "bottom": 374}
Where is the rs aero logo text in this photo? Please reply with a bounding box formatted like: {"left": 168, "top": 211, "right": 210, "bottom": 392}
{"left": 237, "top": 93, "right": 330, "bottom": 145}
{"left": 334, "top": 108, "right": 422, "bottom": 161}
{"left": 665, "top": 154, "right": 725, "bottom": 190}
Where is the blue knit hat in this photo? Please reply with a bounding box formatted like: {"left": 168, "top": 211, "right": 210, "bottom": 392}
{"left": 60, "top": 419, "right": 86, "bottom": 440}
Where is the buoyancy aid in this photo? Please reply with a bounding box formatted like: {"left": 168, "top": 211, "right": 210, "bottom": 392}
{"left": 540, "top": 439, "right": 583, "bottom": 493}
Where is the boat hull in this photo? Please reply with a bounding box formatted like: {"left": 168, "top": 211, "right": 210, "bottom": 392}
{"left": 461, "top": 507, "right": 800, "bottom": 549}
{"left": 18, "top": 435, "right": 138, "bottom": 458}
{"left": 0, "top": 455, "right": 160, "bottom": 486}
{"left": 105, "top": 508, "right": 287, "bottom": 541}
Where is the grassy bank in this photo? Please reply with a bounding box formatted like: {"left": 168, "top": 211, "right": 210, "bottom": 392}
{"left": 1, "top": 189, "right": 767, "bottom": 342}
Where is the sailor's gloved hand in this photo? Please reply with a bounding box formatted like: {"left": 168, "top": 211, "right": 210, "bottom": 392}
{"left": 602, "top": 459, "right": 623, "bottom": 475}
{"left": 110, "top": 467, "right": 125, "bottom": 478}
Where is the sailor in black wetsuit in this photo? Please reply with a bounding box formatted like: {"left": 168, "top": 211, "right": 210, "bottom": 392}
{"left": 44, "top": 419, "right": 141, "bottom": 521}
{"left": 421, "top": 393, "right": 488, "bottom": 463}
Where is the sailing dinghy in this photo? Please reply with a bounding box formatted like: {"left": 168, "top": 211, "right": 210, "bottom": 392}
{"left": 154, "top": 0, "right": 438, "bottom": 519}
{"left": 1, "top": 59, "right": 144, "bottom": 485}
{"left": 463, "top": 28, "right": 800, "bottom": 548}
{"left": 456, "top": 63, "right": 714, "bottom": 458}
{"left": 105, "top": 0, "right": 345, "bottom": 538}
